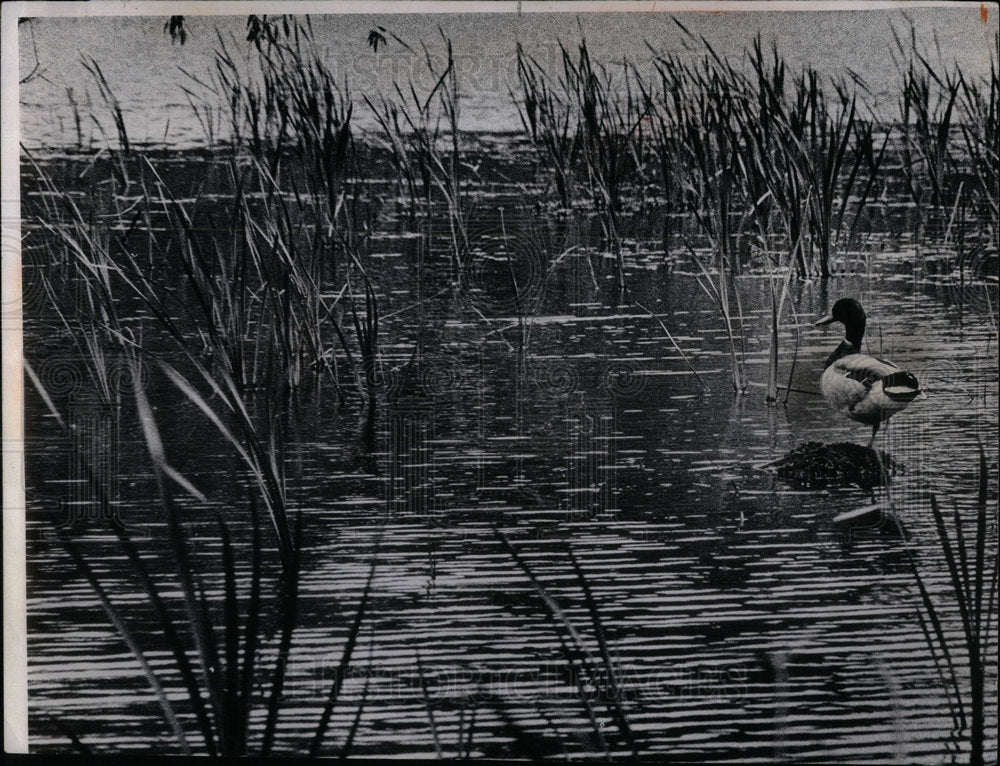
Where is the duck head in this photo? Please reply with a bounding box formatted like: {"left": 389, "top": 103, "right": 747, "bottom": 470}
{"left": 815, "top": 298, "right": 866, "bottom": 348}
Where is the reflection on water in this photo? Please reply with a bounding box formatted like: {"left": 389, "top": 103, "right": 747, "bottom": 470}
{"left": 22, "top": 147, "right": 998, "bottom": 760}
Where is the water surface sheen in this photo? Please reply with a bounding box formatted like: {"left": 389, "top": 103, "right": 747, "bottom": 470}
{"left": 25, "top": 193, "right": 998, "bottom": 760}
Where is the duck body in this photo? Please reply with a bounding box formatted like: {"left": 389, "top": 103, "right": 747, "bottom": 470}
{"left": 820, "top": 342, "right": 921, "bottom": 425}
{"left": 816, "top": 299, "right": 921, "bottom": 444}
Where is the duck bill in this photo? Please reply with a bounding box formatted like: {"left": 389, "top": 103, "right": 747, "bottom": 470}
{"left": 814, "top": 313, "right": 836, "bottom": 326}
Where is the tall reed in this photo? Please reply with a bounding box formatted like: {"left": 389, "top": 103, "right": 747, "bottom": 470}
{"left": 892, "top": 25, "right": 962, "bottom": 237}
{"left": 514, "top": 38, "right": 647, "bottom": 293}
{"left": 908, "top": 445, "right": 997, "bottom": 766}
{"left": 957, "top": 31, "right": 999, "bottom": 249}
{"left": 496, "top": 529, "right": 637, "bottom": 760}
{"left": 513, "top": 43, "right": 580, "bottom": 208}
{"left": 741, "top": 39, "right": 885, "bottom": 276}
{"left": 179, "top": 16, "right": 383, "bottom": 422}
{"left": 562, "top": 39, "right": 647, "bottom": 288}
{"left": 25, "top": 153, "right": 378, "bottom": 757}
{"left": 28, "top": 353, "right": 379, "bottom": 756}
{"left": 365, "top": 32, "right": 468, "bottom": 271}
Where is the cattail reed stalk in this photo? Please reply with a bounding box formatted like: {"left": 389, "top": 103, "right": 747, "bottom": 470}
{"left": 892, "top": 24, "right": 963, "bottom": 241}
{"left": 908, "top": 445, "right": 997, "bottom": 766}
{"left": 495, "top": 528, "right": 637, "bottom": 759}
{"left": 513, "top": 43, "right": 580, "bottom": 208}
{"left": 514, "top": 38, "right": 646, "bottom": 295}
{"left": 958, "top": 30, "right": 999, "bottom": 249}
{"left": 365, "top": 32, "right": 467, "bottom": 275}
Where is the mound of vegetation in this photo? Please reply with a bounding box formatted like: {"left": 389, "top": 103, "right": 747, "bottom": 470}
{"left": 773, "top": 441, "right": 899, "bottom": 489}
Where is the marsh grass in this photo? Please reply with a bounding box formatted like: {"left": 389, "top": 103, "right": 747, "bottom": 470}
{"left": 561, "top": 39, "right": 647, "bottom": 289}
{"left": 649, "top": 47, "right": 743, "bottom": 278}
{"left": 177, "top": 16, "right": 388, "bottom": 424}
{"left": 891, "top": 26, "right": 963, "bottom": 239}
{"left": 23, "top": 29, "right": 385, "bottom": 750}
{"left": 25, "top": 149, "right": 304, "bottom": 564}
{"left": 513, "top": 43, "right": 580, "bottom": 209}
{"left": 514, "top": 38, "right": 647, "bottom": 293}
{"left": 27, "top": 354, "right": 380, "bottom": 756}
{"left": 908, "top": 445, "right": 998, "bottom": 766}
{"left": 81, "top": 56, "right": 131, "bottom": 186}
{"left": 496, "top": 528, "right": 637, "bottom": 761}
{"left": 957, "top": 31, "right": 999, "bottom": 250}
{"left": 366, "top": 31, "right": 468, "bottom": 273}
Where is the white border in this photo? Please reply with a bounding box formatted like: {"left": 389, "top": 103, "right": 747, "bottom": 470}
{"left": 2, "top": 0, "right": 992, "bottom": 755}
{"left": 1, "top": 0, "right": 991, "bottom": 17}
{"left": 2, "top": 0, "right": 26, "bottom": 756}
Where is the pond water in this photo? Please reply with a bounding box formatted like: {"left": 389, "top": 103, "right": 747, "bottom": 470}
{"left": 21, "top": 135, "right": 998, "bottom": 761}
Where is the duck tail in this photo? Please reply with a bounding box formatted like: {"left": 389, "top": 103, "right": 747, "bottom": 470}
{"left": 882, "top": 371, "right": 921, "bottom": 400}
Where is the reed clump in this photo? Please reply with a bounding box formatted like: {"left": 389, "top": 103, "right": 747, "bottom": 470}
{"left": 957, "top": 30, "right": 999, "bottom": 251}
{"left": 891, "top": 25, "right": 963, "bottom": 238}
{"left": 365, "top": 31, "right": 468, "bottom": 275}
{"left": 514, "top": 38, "right": 647, "bottom": 293}
{"left": 908, "top": 445, "right": 997, "bottom": 766}
{"left": 23, "top": 16, "right": 386, "bottom": 755}
{"left": 513, "top": 43, "right": 580, "bottom": 209}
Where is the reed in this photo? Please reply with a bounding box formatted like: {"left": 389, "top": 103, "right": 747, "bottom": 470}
{"left": 183, "top": 16, "right": 386, "bottom": 417}
{"left": 680, "top": 236, "right": 747, "bottom": 394}
{"left": 646, "top": 39, "right": 745, "bottom": 275}
{"left": 633, "top": 66, "right": 680, "bottom": 256}
{"left": 513, "top": 43, "right": 581, "bottom": 209}
{"left": 496, "top": 529, "right": 637, "bottom": 760}
{"left": 561, "top": 38, "right": 647, "bottom": 288}
{"left": 71, "top": 16, "right": 383, "bottom": 413}
{"left": 786, "top": 75, "right": 865, "bottom": 276}
{"left": 765, "top": 259, "right": 798, "bottom": 404}
{"left": 24, "top": 150, "right": 377, "bottom": 745}
{"left": 742, "top": 39, "right": 886, "bottom": 276}
{"left": 202, "top": 16, "right": 361, "bottom": 283}
{"left": 365, "top": 32, "right": 468, "bottom": 270}
{"left": 957, "top": 32, "right": 999, "bottom": 249}
{"left": 79, "top": 57, "right": 131, "bottom": 189}
{"left": 28, "top": 9, "right": 388, "bottom": 570}
{"left": 24, "top": 20, "right": 390, "bottom": 751}
{"left": 81, "top": 57, "right": 129, "bottom": 154}
{"left": 347, "top": 267, "right": 381, "bottom": 451}
{"left": 908, "top": 445, "right": 997, "bottom": 766}
{"left": 27, "top": 353, "right": 380, "bottom": 755}
{"left": 514, "top": 38, "right": 646, "bottom": 293}
{"left": 892, "top": 25, "right": 963, "bottom": 237}
{"left": 639, "top": 42, "right": 748, "bottom": 391}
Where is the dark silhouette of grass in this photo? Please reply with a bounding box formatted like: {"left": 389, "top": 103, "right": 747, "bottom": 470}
{"left": 495, "top": 528, "right": 638, "bottom": 762}
{"left": 908, "top": 443, "right": 997, "bottom": 766}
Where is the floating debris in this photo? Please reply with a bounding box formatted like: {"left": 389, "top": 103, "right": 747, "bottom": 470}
{"left": 768, "top": 441, "right": 900, "bottom": 489}
{"left": 833, "top": 504, "right": 907, "bottom": 537}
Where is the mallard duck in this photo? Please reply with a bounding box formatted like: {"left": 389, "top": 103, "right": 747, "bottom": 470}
{"left": 815, "top": 298, "right": 922, "bottom": 446}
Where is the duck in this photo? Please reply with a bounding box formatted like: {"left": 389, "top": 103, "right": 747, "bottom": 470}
{"left": 815, "top": 298, "right": 922, "bottom": 446}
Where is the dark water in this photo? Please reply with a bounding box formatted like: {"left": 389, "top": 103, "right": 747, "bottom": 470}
{"left": 21, "top": 138, "right": 998, "bottom": 762}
